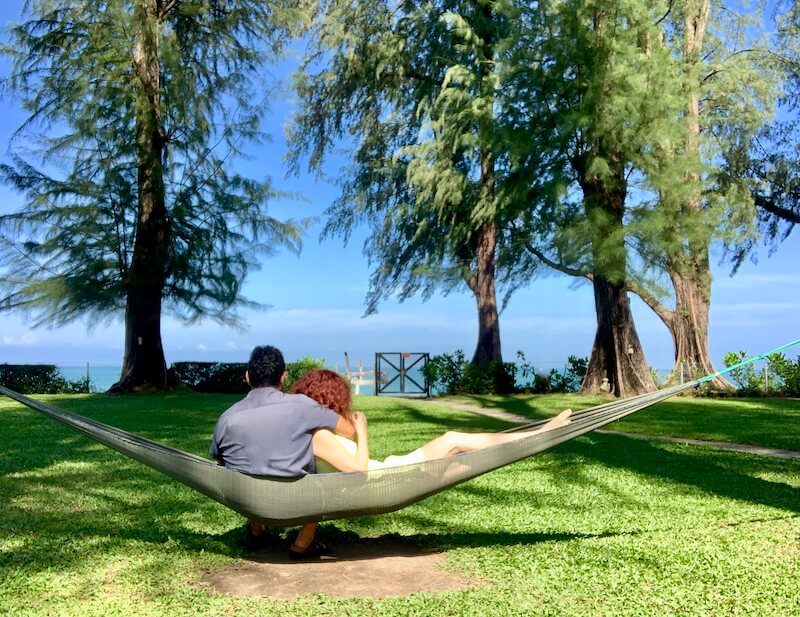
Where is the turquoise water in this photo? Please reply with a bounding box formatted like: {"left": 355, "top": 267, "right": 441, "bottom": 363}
{"left": 56, "top": 364, "right": 677, "bottom": 394}
{"left": 58, "top": 365, "right": 120, "bottom": 392}
{"left": 56, "top": 365, "right": 379, "bottom": 395}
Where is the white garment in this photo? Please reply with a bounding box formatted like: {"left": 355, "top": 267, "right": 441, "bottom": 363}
{"left": 315, "top": 435, "right": 425, "bottom": 473}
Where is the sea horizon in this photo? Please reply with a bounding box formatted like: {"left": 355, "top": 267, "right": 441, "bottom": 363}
{"left": 33, "top": 358, "right": 679, "bottom": 394}
{"left": 54, "top": 362, "right": 380, "bottom": 395}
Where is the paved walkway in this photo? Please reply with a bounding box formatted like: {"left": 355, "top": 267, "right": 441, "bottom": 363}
{"left": 429, "top": 400, "right": 800, "bottom": 461}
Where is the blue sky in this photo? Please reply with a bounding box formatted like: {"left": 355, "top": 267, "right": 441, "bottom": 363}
{"left": 0, "top": 3, "right": 797, "bottom": 372}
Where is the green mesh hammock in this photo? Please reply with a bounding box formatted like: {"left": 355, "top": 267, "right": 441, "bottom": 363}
{"left": 1, "top": 340, "right": 795, "bottom": 527}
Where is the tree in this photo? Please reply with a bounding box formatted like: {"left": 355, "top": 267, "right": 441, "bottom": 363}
{"left": 502, "top": 0, "right": 690, "bottom": 396}
{"left": 721, "top": 1, "right": 800, "bottom": 262}
{"left": 0, "top": 0, "right": 305, "bottom": 391}
{"left": 506, "top": 0, "right": 777, "bottom": 394}
{"left": 288, "top": 0, "right": 544, "bottom": 367}
{"left": 625, "top": 0, "right": 777, "bottom": 388}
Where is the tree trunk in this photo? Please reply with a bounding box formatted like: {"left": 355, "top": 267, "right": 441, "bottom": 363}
{"left": 628, "top": 0, "right": 731, "bottom": 390}
{"left": 471, "top": 219, "right": 502, "bottom": 364}
{"left": 111, "top": 0, "right": 169, "bottom": 392}
{"left": 582, "top": 274, "right": 655, "bottom": 397}
{"left": 658, "top": 0, "right": 731, "bottom": 389}
{"left": 628, "top": 270, "right": 732, "bottom": 389}
{"left": 579, "top": 153, "right": 656, "bottom": 397}
{"left": 467, "top": 7, "right": 502, "bottom": 366}
{"left": 661, "top": 259, "right": 732, "bottom": 389}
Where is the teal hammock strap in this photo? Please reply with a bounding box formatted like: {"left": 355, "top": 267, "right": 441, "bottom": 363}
{"left": 697, "top": 337, "right": 800, "bottom": 384}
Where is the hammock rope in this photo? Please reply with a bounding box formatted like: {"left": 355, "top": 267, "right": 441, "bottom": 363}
{"left": 1, "top": 339, "right": 797, "bottom": 527}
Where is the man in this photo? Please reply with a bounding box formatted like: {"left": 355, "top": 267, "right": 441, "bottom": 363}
{"left": 210, "top": 345, "right": 355, "bottom": 557}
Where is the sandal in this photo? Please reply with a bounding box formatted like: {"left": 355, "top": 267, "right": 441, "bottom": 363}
{"left": 242, "top": 522, "right": 283, "bottom": 552}
{"left": 288, "top": 538, "right": 332, "bottom": 560}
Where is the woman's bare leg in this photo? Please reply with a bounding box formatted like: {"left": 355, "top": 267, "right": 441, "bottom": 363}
{"left": 416, "top": 409, "right": 572, "bottom": 461}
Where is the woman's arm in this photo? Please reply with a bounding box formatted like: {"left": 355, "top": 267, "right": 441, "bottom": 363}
{"left": 312, "top": 412, "right": 369, "bottom": 472}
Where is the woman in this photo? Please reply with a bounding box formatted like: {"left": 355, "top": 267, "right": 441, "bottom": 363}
{"left": 291, "top": 369, "right": 572, "bottom": 473}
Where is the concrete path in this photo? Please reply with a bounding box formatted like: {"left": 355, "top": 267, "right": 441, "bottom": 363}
{"left": 429, "top": 399, "right": 800, "bottom": 461}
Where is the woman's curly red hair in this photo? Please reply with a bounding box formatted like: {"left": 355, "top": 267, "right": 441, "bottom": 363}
{"left": 290, "top": 369, "right": 352, "bottom": 418}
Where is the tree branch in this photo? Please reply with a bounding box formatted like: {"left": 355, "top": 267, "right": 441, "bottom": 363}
{"left": 625, "top": 278, "right": 674, "bottom": 326}
{"left": 755, "top": 195, "right": 800, "bottom": 225}
{"left": 653, "top": 0, "right": 673, "bottom": 27}
{"left": 158, "top": 0, "right": 181, "bottom": 19}
{"left": 379, "top": 68, "right": 443, "bottom": 87}
{"left": 524, "top": 244, "right": 592, "bottom": 279}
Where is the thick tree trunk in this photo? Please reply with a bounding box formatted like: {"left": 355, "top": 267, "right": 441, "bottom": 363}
{"left": 658, "top": 0, "right": 730, "bottom": 389}
{"left": 665, "top": 289, "right": 711, "bottom": 383}
{"left": 661, "top": 260, "right": 732, "bottom": 389}
{"left": 111, "top": 0, "right": 169, "bottom": 392}
{"left": 630, "top": 272, "right": 732, "bottom": 389}
{"left": 628, "top": 0, "right": 730, "bottom": 390}
{"left": 471, "top": 219, "right": 502, "bottom": 364}
{"left": 579, "top": 153, "right": 656, "bottom": 397}
{"left": 582, "top": 274, "right": 655, "bottom": 397}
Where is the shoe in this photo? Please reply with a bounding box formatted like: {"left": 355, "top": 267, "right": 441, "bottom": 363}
{"left": 288, "top": 539, "right": 332, "bottom": 560}
{"left": 242, "top": 523, "right": 280, "bottom": 552}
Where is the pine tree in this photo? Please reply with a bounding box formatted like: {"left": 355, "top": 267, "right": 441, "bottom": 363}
{"left": 288, "top": 0, "right": 540, "bottom": 366}
{"left": 501, "top": 0, "right": 688, "bottom": 396}
{"left": 504, "top": 0, "right": 777, "bottom": 394}
{"left": 623, "top": 0, "right": 778, "bottom": 387}
{"left": 0, "top": 0, "right": 305, "bottom": 391}
{"left": 721, "top": 1, "right": 800, "bottom": 259}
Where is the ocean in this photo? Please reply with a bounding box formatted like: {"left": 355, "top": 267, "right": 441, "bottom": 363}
{"left": 56, "top": 364, "right": 378, "bottom": 395}
{"left": 57, "top": 365, "right": 122, "bottom": 393}
{"left": 56, "top": 362, "right": 677, "bottom": 394}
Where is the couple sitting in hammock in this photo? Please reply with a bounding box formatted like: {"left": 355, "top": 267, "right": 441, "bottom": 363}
{"left": 210, "top": 345, "right": 571, "bottom": 558}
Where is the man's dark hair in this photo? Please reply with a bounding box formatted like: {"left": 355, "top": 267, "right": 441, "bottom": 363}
{"left": 248, "top": 345, "right": 286, "bottom": 388}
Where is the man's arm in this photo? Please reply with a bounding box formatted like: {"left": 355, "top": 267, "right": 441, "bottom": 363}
{"left": 334, "top": 414, "right": 356, "bottom": 440}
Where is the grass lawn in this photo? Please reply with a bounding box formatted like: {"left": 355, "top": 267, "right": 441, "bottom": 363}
{"left": 446, "top": 392, "right": 800, "bottom": 451}
{"left": 1, "top": 391, "right": 798, "bottom": 616}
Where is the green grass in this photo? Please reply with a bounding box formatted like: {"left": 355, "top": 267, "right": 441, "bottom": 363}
{"left": 1, "top": 392, "right": 798, "bottom": 616}
{"left": 445, "top": 392, "right": 800, "bottom": 451}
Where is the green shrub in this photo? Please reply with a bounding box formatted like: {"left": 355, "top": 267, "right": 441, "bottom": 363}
{"left": 171, "top": 362, "right": 249, "bottom": 393}
{"left": 514, "top": 352, "right": 587, "bottom": 393}
{"left": 459, "top": 361, "right": 516, "bottom": 395}
{"left": 722, "top": 351, "right": 763, "bottom": 394}
{"left": 551, "top": 355, "right": 588, "bottom": 392}
{"left": 768, "top": 353, "right": 800, "bottom": 396}
{"left": 284, "top": 357, "right": 326, "bottom": 391}
{"left": 424, "top": 351, "right": 468, "bottom": 395}
{"left": 424, "top": 351, "right": 515, "bottom": 395}
{"left": 0, "top": 364, "right": 87, "bottom": 394}
{"left": 171, "top": 357, "right": 326, "bottom": 394}
{"left": 722, "top": 351, "right": 769, "bottom": 395}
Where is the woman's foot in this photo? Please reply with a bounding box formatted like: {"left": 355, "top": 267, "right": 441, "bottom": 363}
{"left": 553, "top": 408, "right": 572, "bottom": 426}
{"left": 541, "top": 409, "right": 572, "bottom": 431}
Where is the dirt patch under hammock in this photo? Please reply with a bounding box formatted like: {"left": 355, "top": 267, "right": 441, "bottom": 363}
{"left": 202, "top": 532, "right": 479, "bottom": 600}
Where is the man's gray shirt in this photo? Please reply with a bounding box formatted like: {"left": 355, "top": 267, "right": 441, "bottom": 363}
{"left": 210, "top": 387, "right": 339, "bottom": 477}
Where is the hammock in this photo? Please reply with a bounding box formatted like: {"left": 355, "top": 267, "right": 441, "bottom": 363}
{"left": 0, "top": 381, "right": 694, "bottom": 526}
{"left": 1, "top": 340, "right": 796, "bottom": 527}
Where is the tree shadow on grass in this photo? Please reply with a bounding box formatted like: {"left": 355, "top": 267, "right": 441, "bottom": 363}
{"left": 551, "top": 432, "right": 800, "bottom": 514}
{"left": 379, "top": 403, "right": 519, "bottom": 431}
{"left": 443, "top": 393, "right": 603, "bottom": 418}
{"left": 3, "top": 439, "right": 798, "bottom": 576}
